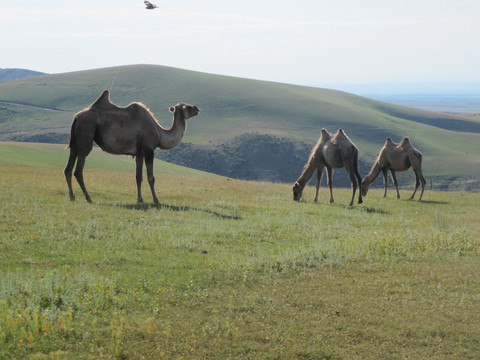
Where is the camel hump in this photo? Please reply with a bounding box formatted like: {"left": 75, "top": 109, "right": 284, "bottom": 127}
{"left": 91, "top": 90, "right": 114, "bottom": 109}
{"left": 333, "top": 128, "right": 348, "bottom": 141}
{"left": 320, "top": 128, "right": 331, "bottom": 139}
{"left": 400, "top": 136, "right": 411, "bottom": 146}
{"left": 385, "top": 137, "right": 395, "bottom": 147}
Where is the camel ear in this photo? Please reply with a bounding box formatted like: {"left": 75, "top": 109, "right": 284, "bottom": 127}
{"left": 169, "top": 106, "right": 175, "bottom": 112}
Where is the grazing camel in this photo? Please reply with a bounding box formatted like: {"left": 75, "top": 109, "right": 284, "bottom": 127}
{"left": 64, "top": 90, "right": 200, "bottom": 204}
{"left": 361, "top": 137, "right": 426, "bottom": 200}
{"left": 292, "top": 128, "right": 363, "bottom": 206}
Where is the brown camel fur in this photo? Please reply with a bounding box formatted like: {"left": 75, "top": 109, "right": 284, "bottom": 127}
{"left": 64, "top": 90, "right": 200, "bottom": 204}
{"left": 361, "top": 137, "right": 426, "bottom": 200}
{"left": 292, "top": 128, "right": 363, "bottom": 206}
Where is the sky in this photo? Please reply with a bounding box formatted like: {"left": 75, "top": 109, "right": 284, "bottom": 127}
{"left": 2, "top": 0, "right": 480, "bottom": 88}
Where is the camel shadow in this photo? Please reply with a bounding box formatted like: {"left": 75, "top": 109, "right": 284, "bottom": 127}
{"left": 416, "top": 200, "right": 450, "bottom": 205}
{"left": 317, "top": 202, "right": 392, "bottom": 215}
{"left": 344, "top": 205, "right": 391, "bottom": 215}
{"left": 117, "top": 202, "right": 242, "bottom": 220}
{"left": 361, "top": 206, "right": 391, "bottom": 214}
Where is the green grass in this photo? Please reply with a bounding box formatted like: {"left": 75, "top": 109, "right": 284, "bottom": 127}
{"left": 1, "top": 157, "right": 480, "bottom": 358}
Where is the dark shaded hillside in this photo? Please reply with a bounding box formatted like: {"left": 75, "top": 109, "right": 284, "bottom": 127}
{"left": 0, "top": 64, "right": 479, "bottom": 190}
{"left": 156, "top": 132, "right": 371, "bottom": 186}
{"left": 158, "top": 133, "right": 311, "bottom": 183}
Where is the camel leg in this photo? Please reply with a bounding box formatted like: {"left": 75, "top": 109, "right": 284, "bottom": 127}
{"left": 64, "top": 146, "right": 77, "bottom": 201}
{"left": 344, "top": 167, "right": 358, "bottom": 207}
{"left": 74, "top": 154, "right": 92, "bottom": 203}
{"left": 70, "top": 116, "right": 95, "bottom": 203}
{"left": 347, "top": 172, "right": 356, "bottom": 206}
{"left": 354, "top": 167, "right": 363, "bottom": 204}
{"left": 145, "top": 150, "right": 159, "bottom": 204}
{"left": 417, "top": 171, "right": 426, "bottom": 201}
{"left": 313, "top": 165, "right": 324, "bottom": 203}
{"left": 408, "top": 172, "right": 420, "bottom": 200}
{"left": 135, "top": 154, "right": 144, "bottom": 203}
{"left": 326, "top": 166, "right": 334, "bottom": 204}
{"left": 382, "top": 168, "right": 389, "bottom": 198}
{"left": 390, "top": 170, "right": 401, "bottom": 199}
{"left": 409, "top": 170, "right": 426, "bottom": 201}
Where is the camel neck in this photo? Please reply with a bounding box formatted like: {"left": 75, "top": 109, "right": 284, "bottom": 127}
{"left": 296, "top": 160, "right": 316, "bottom": 188}
{"left": 364, "top": 162, "right": 382, "bottom": 185}
{"left": 157, "top": 113, "right": 187, "bottom": 150}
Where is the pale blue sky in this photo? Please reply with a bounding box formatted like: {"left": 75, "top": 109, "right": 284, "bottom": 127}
{"left": 2, "top": 0, "right": 480, "bottom": 86}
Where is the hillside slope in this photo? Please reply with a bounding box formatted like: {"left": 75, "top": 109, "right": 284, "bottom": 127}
{"left": 0, "top": 64, "right": 479, "bottom": 190}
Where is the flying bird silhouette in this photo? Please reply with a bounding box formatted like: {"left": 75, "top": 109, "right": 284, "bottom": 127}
{"left": 144, "top": 1, "right": 158, "bottom": 9}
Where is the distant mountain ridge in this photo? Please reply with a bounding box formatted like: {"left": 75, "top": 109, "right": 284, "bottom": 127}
{"left": 0, "top": 64, "right": 479, "bottom": 190}
{"left": 0, "top": 68, "right": 46, "bottom": 82}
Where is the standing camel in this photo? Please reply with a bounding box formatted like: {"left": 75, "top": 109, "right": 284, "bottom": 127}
{"left": 292, "top": 128, "right": 363, "bottom": 206}
{"left": 361, "top": 137, "right": 426, "bottom": 200}
{"left": 64, "top": 90, "right": 200, "bottom": 204}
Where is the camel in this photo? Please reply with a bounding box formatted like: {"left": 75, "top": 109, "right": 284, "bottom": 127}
{"left": 361, "top": 137, "right": 426, "bottom": 200}
{"left": 64, "top": 90, "right": 199, "bottom": 204}
{"left": 292, "top": 128, "right": 363, "bottom": 206}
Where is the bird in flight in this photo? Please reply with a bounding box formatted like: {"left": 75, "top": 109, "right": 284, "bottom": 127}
{"left": 144, "top": 1, "right": 158, "bottom": 9}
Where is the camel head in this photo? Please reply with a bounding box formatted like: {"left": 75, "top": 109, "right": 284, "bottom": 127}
{"left": 292, "top": 182, "right": 303, "bottom": 201}
{"left": 169, "top": 103, "right": 200, "bottom": 120}
{"left": 360, "top": 178, "right": 369, "bottom": 197}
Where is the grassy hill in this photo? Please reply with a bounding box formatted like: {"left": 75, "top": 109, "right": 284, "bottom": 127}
{"left": 0, "top": 68, "right": 46, "bottom": 82}
{"left": 1, "top": 161, "right": 480, "bottom": 358}
{"left": 0, "top": 64, "right": 479, "bottom": 189}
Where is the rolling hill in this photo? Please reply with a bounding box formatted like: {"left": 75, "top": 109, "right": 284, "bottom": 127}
{"left": 0, "top": 68, "right": 46, "bottom": 82}
{"left": 0, "top": 64, "right": 479, "bottom": 190}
